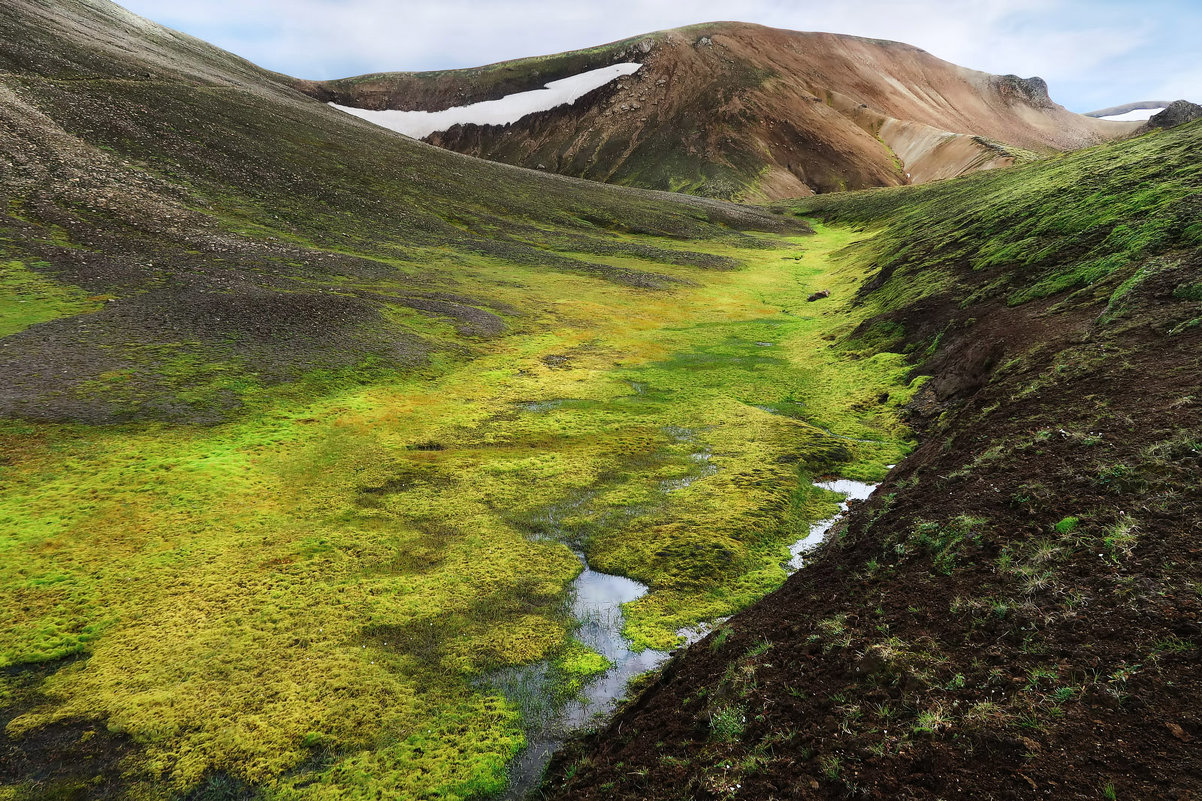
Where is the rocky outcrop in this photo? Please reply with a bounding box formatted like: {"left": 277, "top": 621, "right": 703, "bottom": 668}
{"left": 1142, "top": 99, "right": 1202, "bottom": 130}
{"left": 993, "top": 74, "right": 1053, "bottom": 107}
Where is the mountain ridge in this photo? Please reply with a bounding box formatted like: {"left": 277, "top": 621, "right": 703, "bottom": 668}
{"left": 3, "top": 3, "right": 1200, "bottom": 800}
{"left": 302, "top": 22, "right": 1137, "bottom": 201}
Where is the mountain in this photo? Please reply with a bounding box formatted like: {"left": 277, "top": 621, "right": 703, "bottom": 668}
{"left": 301, "top": 23, "right": 1137, "bottom": 201}
{"left": 0, "top": 0, "right": 794, "bottom": 425}
{"left": 1085, "top": 100, "right": 1173, "bottom": 119}
{"left": 3, "top": 2, "right": 1200, "bottom": 800}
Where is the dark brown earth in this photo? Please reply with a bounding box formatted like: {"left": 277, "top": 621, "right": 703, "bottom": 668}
{"left": 0, "top": 658, "right": 133, "bottom": 800}
{"left": 302, "top": 23, "right": 1138, "bottom": 201}
{"left": 539, "top": 243, "right": 1202, "bottom": 798}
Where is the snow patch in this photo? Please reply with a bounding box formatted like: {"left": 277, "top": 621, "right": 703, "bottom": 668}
{"left": 331, "top": 62, "right": 642, "bottom": 139}
{"left": 1099, "top": 107, "right": 1165, "bottom": 121}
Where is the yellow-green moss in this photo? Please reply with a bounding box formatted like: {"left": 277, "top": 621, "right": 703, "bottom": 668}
{"left": 0, "top": 260, "right": 100, "bottom": 337}
{"left": 0, "top": 223, "right": 913, "bottom": 798}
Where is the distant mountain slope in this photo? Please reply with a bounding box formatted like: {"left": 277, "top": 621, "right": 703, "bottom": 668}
{"left": 301, "top": 23, "right": 1137, "bottom": 201}
{"left": 0, "top": 0, "right": 794, "bottom": 424}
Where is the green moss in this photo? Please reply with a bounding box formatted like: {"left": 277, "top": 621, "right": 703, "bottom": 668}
{"left": 0, "top": 224, "right": 914, "bottom": 797}
{"left": 785, "top": 120, "right": 1202, "bottom": 310}
{"left": 1055, "top": 516, "right": 1081, "bottom": 534}
{"left": 908, "top": 516, "right": 985, "bottom": 575}
{"left": 553, "top": 640, "right": 613, "bottom": 696}
{"left": 0, "top": 260, "right": 100, "bottom": 337}
{"left": 1173, "top": 282, "right": 1202, "bottom": 302}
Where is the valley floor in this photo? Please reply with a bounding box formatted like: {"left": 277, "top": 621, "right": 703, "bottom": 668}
{"left": 1, "top": 224, "right": 914, "bottom": 799}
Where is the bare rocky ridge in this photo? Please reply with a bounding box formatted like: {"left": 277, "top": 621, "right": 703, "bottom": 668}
{"left": 302, "top": 23, "right": 1138, "bottom": 201}
{"left": 1141, "top": 100, "right": 1202, "bottom": 131}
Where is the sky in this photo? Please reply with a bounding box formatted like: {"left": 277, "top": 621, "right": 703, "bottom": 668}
{"left": 118, "top": 0, "right": 1199, "bottom": 113}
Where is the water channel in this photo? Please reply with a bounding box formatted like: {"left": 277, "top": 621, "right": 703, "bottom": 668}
{"left": 497, "top": 465, "right": 881, "bottom": 797}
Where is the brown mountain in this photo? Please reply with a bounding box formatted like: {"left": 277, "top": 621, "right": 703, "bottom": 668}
{"left": 300, "top": 22, "right": 1138, "bottom": 201}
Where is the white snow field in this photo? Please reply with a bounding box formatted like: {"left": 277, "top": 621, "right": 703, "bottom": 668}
{"left": 331, "top": 62, "right": 642, "bottom": 139}
{"left": 1098, "top": 107, "right": 1166, "bottom": 121}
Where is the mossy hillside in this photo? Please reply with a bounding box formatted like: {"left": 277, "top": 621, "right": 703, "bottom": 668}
{"left": 0, "top": 65, "right": 800, "bottom": 425}
{"left": 1, "top": 224, "right": 912, "bottom": 798}
{"left": 783, "top": 120, "right": 1202, "bottom": 310}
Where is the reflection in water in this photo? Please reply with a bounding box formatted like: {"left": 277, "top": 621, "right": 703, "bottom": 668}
{"left": 499, "top": 553, "right": 668, "bottom": 799}
{"left": 788, "top": 479, "right": 879, "bottom": 571}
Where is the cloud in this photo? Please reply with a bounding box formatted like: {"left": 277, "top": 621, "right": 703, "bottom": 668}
{"left": 1151, "top": 67, "right": 1202, "bottom": 103}
{"left": 117, "top": 0, "right": 1196, "bottom": 110}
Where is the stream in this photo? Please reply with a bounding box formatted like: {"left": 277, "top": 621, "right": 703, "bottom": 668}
{"left": 498, "top": 400, "right": 883, "bottom": 796}
{"left": 787, "top": 478, "right": 880, "bottom": 570}
{"left": 497, "top": 552, "right": 671, "bottom": 800}
{"left": 497, "top": 476, "right": 881, "bottom": 797}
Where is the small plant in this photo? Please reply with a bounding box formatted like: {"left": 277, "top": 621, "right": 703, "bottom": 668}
{"left": 710, "top": 705, "right": 746, "bottom": 743}
{"left": 1054, "top": 516, "right": 1080, "bottom": 534}
{"left": 1103, "top": 517, "right": 1139, "bottom": 563}
{"left": 1022, "top": 569, "right": 1055, "bottom": 595}
{"left": 816, "top": 615, "right": 852, "bottom": 649}
{"left": 1106, "top": 662, "right": 1142, "bottom": 699}
{"left": 1102, "top": 781, "right": 1118, "bottom": 800}
{"left": 964, "top": 700, "right": 1007, "bottom": 725}
{"left": 1063, "top": 590, "right": 1088, "bottom": 611}
{"left": 1029, "top": 538, "right": 1064, "bottom": 564}
{"left": 820, "top": 754, "right": 843, "bottom": 780}
{"left": 745, "top": 638, "right": 772, "bottom": 658}
{"left": 914, "top": 703, "right": 951, "bottom": 734}
{"left": 1094, "top": 463, "right": 1134, "bottom": 490}
{"left": 1053, "top": 686, "right": 1077, "bottom": 703}
{"left": 910, "top": 516, "right": 984, "bottom": 574}
{"left": 1150, "top": 636, "right": 1196, "bottom": 657}
{"left": 1025, "top": 665, "right": 1059, "bottom": 689}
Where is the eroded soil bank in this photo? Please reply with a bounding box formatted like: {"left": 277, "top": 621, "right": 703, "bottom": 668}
{"left": 538, "top": 121, "right": 1202, "bottom": 800}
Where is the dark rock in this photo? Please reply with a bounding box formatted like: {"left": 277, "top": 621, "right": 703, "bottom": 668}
{"left": 995, "top": 75, "right": 1052, "bottom": 107}
{"left": 1144, "top": 100, "right": 1202, "bottom": 130}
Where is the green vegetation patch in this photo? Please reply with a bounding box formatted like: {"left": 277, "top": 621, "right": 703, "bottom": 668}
{"left": 0, "top": 260, "right": 100, "bottom": 337}
{"left": 1, "top": 224, "right": 912, "bottom": 798}
{"left": 785, "top": 121, "right": 1202, "bottom": 309}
